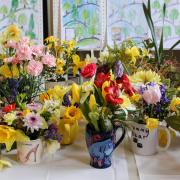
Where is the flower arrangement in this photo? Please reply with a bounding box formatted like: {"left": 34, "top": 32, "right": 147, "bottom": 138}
{"left": 44, "top": 36, "right": 87, "bottom": 82}
{"left": 0, "top": 25, "right": 56, "bottom": 107}
{"left": 39, "top": 84, "right": 82, "bottom": 144}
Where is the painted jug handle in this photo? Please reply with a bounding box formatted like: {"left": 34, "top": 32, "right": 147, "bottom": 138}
{"left": 114, "top": 126, "right": 126, "bottom": 149}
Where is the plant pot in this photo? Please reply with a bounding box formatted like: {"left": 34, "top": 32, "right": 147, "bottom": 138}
{"left": 130, "top": 122, "right": 171, "bottom": 155}
{"left": 17, "top": 139, "right": 43, "bottom": 165}
{"left": 85, "top": 124, "right": 126, "bottom": 169}
{"left": 58, "top": 120, "right": 79, "bottom": 145}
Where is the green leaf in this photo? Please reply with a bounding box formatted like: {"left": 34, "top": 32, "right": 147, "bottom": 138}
{"left": 169, "top": 40, "right": 180, "bottom": 50}
{"left": 165, "top": 115, "right": 180, "bottom": 131}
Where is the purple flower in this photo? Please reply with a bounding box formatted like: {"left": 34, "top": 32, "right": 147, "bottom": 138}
{"left": 44, "top": 124, "right": 62, "bottom": 142}
{"left": 62, "top": 93, "right": 71, "bottom": 107}
{"left": 114, "top": 61, "right": 124, "bottom": 79}
{"left": 26, "top": 103, "right": 42, "bottom": 111}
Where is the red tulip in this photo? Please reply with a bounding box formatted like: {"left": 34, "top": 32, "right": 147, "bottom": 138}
{"left": 94, "top": 72, "right": 110, "bottom": 88}
{"left": 2, "top": 103, "right": 16, "bottom": 113}
{"left": 80, "top": 63, "right": 97, "bottom": 79}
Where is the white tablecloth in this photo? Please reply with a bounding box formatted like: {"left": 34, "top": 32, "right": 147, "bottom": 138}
{"left": 0, "top": 127, "right": 180, "bottom": 180}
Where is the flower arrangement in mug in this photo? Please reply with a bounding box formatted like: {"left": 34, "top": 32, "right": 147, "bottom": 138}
{"left": 44, "top": 36, "right": 87, "bottom": 82}
{"left": 39, "top": 84, "right": 82, "bottom": 145}
{"left": 0, "top": 101, "right": 62, "bottom": 165}
{"left": 0, "top": 25, "right": 56, "bottom": 107}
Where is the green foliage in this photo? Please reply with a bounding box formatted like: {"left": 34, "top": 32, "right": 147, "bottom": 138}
{"left": 11, "top": 0, "right": 19, "bottom": 11}
{"left": 18, "top": 13, "right": 27, "bottom": 26}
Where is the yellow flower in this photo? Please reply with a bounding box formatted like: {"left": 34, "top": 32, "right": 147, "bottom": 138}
{"left": 68, "top": 40, "right": 76, "bottom": 49}
{"left": 130, "top": 70, "right": 161, "bottom": 84}
{"left": 102, "top": 81, "right": 110, "bottom": 99}
{"left": 89, "top": 94, "right": 96, "bottom": 111}
{"left": 0, "top": 125, "right": 29, "bottom": 151}
{"left": 146, "top": 118, "right": 159, "bottom": 131}
{"left": 2, "top": 24, "right": 21, "bottom": 43}
{"left": 0, "top": 64, "right": 19, "bottom": 78}
{"left": 130, "top": 93, "right": 142, "bottom": 103}
{"left": 125, "top": 46, "right": 140, "bottom": 64}
{"left": 142, "top": 48, "right": 149, "bottom": 57}
{"left": 64, "top": 106, "right": 82, "bottom": 124}
{"left": 23, "top": 109, "right": 30, "bottom": 116}
{"left": 45, "top": 36, "right": 56, "bottom": 44}
{"left": 120, "top": 95, "right": 131, "bottom": 108}
{"left": 72, "top": 83, "right": 80, "bottom": 103}
{"left": 55, "top": 67, "right": 64, "bottom": 75}
{"left": 0, "top": 159, "right": 12, "bottom": 170}
{"left": 72, "top": 54, "right": 86, "bottom": 76}
{"left": 52, "top": 85, "right": 71, "bottom": 100}
{"left": 39, "top": 92, "right": 50, "bottom": 102}
{"left": 170, "top": 97, "right": 180, "bottom": 112}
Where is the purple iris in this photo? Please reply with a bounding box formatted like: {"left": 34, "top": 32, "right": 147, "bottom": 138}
{"left": 62, "top": 93, "right": 71, "bottom": 107}
{"left": 114, "top": 61, "right": 124, "bottom": 79}
{"left": 44, "top": 124, "right": 62, "bottom": 142}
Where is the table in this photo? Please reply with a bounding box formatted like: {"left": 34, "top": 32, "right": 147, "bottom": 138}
{"left": 0, "top": 127, "right": 180, "bottom": 180}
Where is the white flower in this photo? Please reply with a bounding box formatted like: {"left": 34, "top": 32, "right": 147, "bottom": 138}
{"left": 3, "top": 112, "right": 17, "bottom": 125}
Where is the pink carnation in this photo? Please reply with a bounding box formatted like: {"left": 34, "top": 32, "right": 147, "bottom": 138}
{"left": 42, "top": 54, "right": 56, "bottom": 67}
{"left": 27, "top": 60, "right": 43, "bottom": 76}
{"left": 142, "top": 84, "right": 162, "bottom": 105}
{"left": 31, "top": 45, "right": 45, "bottom": 56}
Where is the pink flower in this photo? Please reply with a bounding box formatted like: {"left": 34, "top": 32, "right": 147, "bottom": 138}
{"left": 27, "top": 60, "right": 43, "bottom": 76}
{"left": 23, "top": 112, "right": 44, "bottom": 133}
{"left": 19, "top": 37, "right": 30, "bottom": 46}
{"left": 6, "top": 40, "right": 17, "bottom": 48}
{"left": 31, "top": 45, "right": 45, "bottom": 56}
{"left": 42, "top": 54, "right": 56, "bottom": 67}
{"left": 4, "top": 57, "right": 20, "bottom": 64}
{"left": 142, "top": 84, "right": 162, "bottom": 104}
{"left": 16, "top": 44, "right": 32, "bottom": 60}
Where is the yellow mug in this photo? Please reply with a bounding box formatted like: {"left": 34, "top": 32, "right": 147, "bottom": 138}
{"left": 58, "top": 120, "right": 79, "bottom": 145}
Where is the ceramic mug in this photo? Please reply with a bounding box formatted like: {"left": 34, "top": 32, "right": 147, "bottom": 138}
{"left": 17, "top": 139, "right": 43, "bottom": 165}
{"left": 85, "top": 124, "right": 126, "bottom": 169}
{"left": 130, "top": 122, "right": 171, "bottom": 155}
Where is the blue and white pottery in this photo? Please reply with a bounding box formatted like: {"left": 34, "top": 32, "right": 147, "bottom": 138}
{"left": 85, "top": 124, "right": 126, "bottom": 169}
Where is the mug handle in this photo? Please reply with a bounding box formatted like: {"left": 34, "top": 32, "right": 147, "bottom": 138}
{"left": 114, "top": 126, "right": 126, "bottom": 149}
{"left": 157, "top": 125, "right": 171, "bottom": 152}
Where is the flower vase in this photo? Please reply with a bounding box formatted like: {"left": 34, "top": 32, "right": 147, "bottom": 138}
{"left": 58, "top": 120, "right": 79, "bottom": 145}
{"left": 85, "top": 124, "right": 126, "bottom": 169}
{"left": 17, "top": 139, "right": 43, "bottom": 165}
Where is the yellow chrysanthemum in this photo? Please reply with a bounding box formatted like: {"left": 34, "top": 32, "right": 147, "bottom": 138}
{"left": 130, "top": 93, "right": 142, "bottom": 103}
{"left": 0, "top": 125, "right": 29, "bottom": 151}
{"left": 146, "top": 118, "right": 159, "bottom": 131}
{"left": 72, "top": 54, "right": 86, "bottom": 76}
{"left": 130, "top": 70, "right": 161, "bottom": 84}
{"left": 71, "top": 83, "right": 80, "bottom": 103}
{"left": 0, "top": 64, "right": 19, "bottom": 78}
{"left": 170, "top": 97, "right": 180, "bottom": 112}
{"left": 64, "top": 106, "right": 82, "bottom": 124}
{"left": 45, "top": 36, "right": 56, "bottom": 44}
{"left": 89, "top": 94, "right": 96, "bottom": 111}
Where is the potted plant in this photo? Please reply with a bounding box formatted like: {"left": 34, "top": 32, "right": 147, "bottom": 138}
{"left": 77, "top": 60, "right": 136, "bottom": 168}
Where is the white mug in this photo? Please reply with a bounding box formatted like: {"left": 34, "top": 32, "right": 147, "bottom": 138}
{"left": 17, "top": 139, "right": 43, "bottom": 165}
{"left": 130, "top": 122, "right": 171, "bottom": 155}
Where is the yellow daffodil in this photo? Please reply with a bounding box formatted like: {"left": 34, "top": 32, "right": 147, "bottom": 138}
{"left": 125, "top": 46, "right": 140, "bottom": 64}
{"left": 71, "top": 83, "right": 80, "bottom": 103}
{"left": 44, "top": 36, "right": 57, "bottom": 48}
{"left": 52, "top": 85, "right": 71, "bottom": 100}
{"left": 0, "top": 125, "right": 29, "bottom": 151}
{"left": 55, "top": 59, "right": 65, "bottom": 75}
{"left": 0, "top": 159, "right": 12, "bottom": 170}
{"left": 130, "top": 70, "right": 161, "bottom": 84}
{"left": 130, "top": 93, "right": 142, "bottom": 103}
{"left": 0, "top": 64, "right": 19, "bottom": 78}
{"left": 68, "top": 40, "right": 76, "bottom": 49}
{"left": 170, "top": 97, "right": 180, "bottom": 112}
{"left": 146, "top": 118, "right": 159, "bottom": 131}
{"left": 64, "top": 106, "right": 82, "bottom": 124}
{"left": 89, "top": 94, "right": 96, "bottom": 111}
{"left": 3, "top": 112, "right": 17, "bottom": 125}
{"left": 72, "top": 54, "right": 86, "bottom": 76}
{"left": 2, "top": 24, "right": 21, "bottom": 43}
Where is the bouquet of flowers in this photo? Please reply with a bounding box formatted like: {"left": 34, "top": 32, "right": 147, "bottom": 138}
{"left": 0, "top": 25, "right": 56, "bottom": 107}
{"left": 44, "top": 36, "right": 87, "bottom": 82}
{"left": 39, "top": 84, "right": 82, "bottom": 145}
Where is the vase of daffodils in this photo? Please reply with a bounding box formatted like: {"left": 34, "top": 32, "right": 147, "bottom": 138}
{"left": 78, "top": 60, "right": 137, "bottom": 168}
{"left": 44, "top": 37, "right": 86, "bottom": 89}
